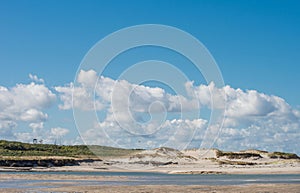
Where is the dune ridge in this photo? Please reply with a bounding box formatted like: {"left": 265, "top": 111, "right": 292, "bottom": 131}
{"left": 1, "top": 140, "right": 299, "bottom": 174}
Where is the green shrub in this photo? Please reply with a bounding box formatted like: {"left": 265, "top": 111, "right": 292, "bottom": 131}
{"left": 216, "top": 150, "right": 262, "bottom": 159}
{"left": 0, "top": 140, "right": 140, "bottom": 157}
{"left": 269, "top": 152, "right": 299, "bottom": 159}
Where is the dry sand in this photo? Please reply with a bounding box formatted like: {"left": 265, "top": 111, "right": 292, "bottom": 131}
{"left": 6, "top": 148, "right": 296, "bottom": 175}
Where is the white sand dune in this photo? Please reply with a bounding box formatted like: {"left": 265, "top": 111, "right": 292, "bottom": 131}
{"left": 1, "top": 147, "right": 299, "bottom": 174}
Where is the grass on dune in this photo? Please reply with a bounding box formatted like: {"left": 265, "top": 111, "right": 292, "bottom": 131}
{"left": 0, "top": 140, "right": 141, "bottom": 158}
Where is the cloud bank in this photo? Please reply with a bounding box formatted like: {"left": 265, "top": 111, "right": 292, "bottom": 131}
{"left": 0, "top": 70, "right": 299, "bottom": 154}
{"left": 54, "top": 70, "right": 300, "bottom": 153}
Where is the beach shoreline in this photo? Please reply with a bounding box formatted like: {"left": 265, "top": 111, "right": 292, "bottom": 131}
{"left": 0, "top": 181, "right": 299, "bottom": 193}
{"left": 1, "top": 146, "right": 300, "bottom": 192}
{"left": 1, "top": 159, "right": 300, "bottom": 192}
{"left": 0, "top": 172, "right": 300, "bottom": 192}
{"left": 33, "top": 184, "right": 300, "bottom": 193}
{"left": 1, "top": 163, "right": 300, "bottom": 175}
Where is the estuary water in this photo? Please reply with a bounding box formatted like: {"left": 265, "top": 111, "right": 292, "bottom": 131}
{"left": 0, "top": 171, "right": 299, "bottom": 189}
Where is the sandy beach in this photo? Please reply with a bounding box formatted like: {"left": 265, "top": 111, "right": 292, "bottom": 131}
{"left": 35, "top": 184, "right": 300, "bottom": 193}
{"left": 0, "top": 175, "right": 299, "bottom": 193}
{"left": 1, "top": 148, "right": 299, "bottom": 192}
{"left": 1, "top": 185, "right": 300, "bottom": 193}
{"left": 0, "top": 173, "right": 299, "bottom": 192}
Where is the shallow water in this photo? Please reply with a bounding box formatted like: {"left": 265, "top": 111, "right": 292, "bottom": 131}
{"left": 0, "top": 171, "right": 299, "bottom": 189}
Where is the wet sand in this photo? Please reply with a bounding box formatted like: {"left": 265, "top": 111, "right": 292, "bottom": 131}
{"left": 41, "top": 184, "right": 300, "bottom": 193}
{"left": 0, "top": 173, "right": 127, "bottom": 181}
{"left": 1, "top": 183, "right": 300, "bottom": 193}
{"left": 0, "top": 173, "right": 300, "bottom": 192}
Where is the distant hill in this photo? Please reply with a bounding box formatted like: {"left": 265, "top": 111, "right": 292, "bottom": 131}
{"left": 0, "top": 140, "right": 141, "bottom": 158}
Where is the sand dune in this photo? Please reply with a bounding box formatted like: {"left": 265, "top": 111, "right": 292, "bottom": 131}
{"left": 71, "top": 147, "right": 300, "bottom": 174}
{"left": 1, "top": 147, "right": 300, "bottom": 174}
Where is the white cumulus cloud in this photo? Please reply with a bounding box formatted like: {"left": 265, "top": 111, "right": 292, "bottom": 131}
{"left": 0, "top": 78, "right": 56, "bottom": 138}
{"left": 57, "top": 69, "right": 300, "bottom": 154}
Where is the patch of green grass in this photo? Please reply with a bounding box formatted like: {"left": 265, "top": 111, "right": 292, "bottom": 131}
{"left": 88, "top": 145, "right": 141, "bottom": 157}
{"left": 0, "top": 140, "right": 141, "bottom": 158}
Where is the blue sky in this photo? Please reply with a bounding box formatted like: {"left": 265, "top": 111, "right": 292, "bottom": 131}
{"left": 1, "top": 0, "right": 300, "bottom": 104}
{"left": 0, "top": 0, "right": 300, "bottom": 153}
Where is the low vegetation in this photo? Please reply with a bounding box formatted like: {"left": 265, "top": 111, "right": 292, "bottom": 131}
{"left": 216, "top": 150, "right": 262, "bottom": 159}
{"left": 0, "top": 158, "right": 79, "bottom": 167}
{"left": 0, "top": 140, "right": 141, "bottom": 158}
{"left": 268, "top": 152, "right": 299, "bottom": 159}
{"left": 217, "top": 160, "right": 257, "bottom": 166}
{"left": 88, "top": 145, "right": 142, "bottom": 157}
